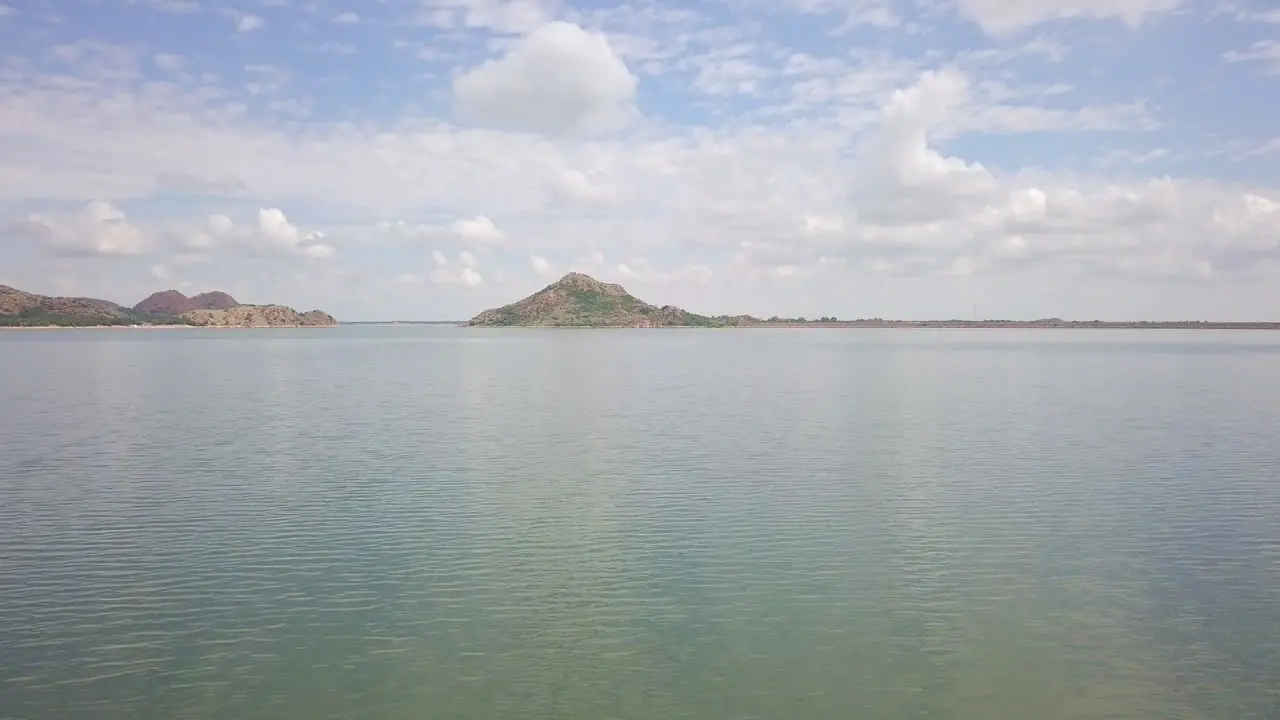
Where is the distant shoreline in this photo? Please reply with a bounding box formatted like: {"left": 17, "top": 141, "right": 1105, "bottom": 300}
{"left": 0, "top": 325, "right": 338, "bottom": 331}
{"left": 463, "top": 321, "right": 1280, "bottom": 330}
{"left": 8, "top": 321, "right": 1280, "bottom": 331}
{"left": 739, "top": 321, "right": 1280, "bottom": 330}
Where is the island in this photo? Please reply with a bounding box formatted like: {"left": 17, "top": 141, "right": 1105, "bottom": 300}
{"left": 469, "top": 272, "right": 1280, "bottom": 330}
{"left": 0, "top": 285, "right": 337, "bottom": 328}
{"left": 469, "top": 272, "right": 756, "bottom": 328}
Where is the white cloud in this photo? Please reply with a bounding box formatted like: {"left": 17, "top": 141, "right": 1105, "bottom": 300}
{"left": 134, "top": 0, "right": 200, "bottom": 12}
{"left": 244, "top": 64, "right": 291, "bottom": 96}
{"left": 452, "top": 21, "right": 638, "bottom": 134}
{"left": 551, "top": 169, "right": 616, "bottom": 205}
{"left": 450, "top": 215, "right": 504, "bottom": 242}
{"left": 332, "top": 11, "right": 359, "bottom": 24}
{"left": 1249, "top": 137, "right": 1280, "bottom": 156}
{"left": 851, "top": 68, "right": 1001, "bottom": 224}
{"left": 428, "top": 249, "right": 484, "bottom": 287}
{"left": 531, "top": 255, "right": 554, "bottom": 275}
{"left": 259, "top": 208, "right": 299, "bottom": 245}
{"left": 256, "top": 208, "right": 335, "bottom": 258}
{"left": 1231, "top": 6, "right": 1280, "bottom": 23}
{"left": 1223, "top": 40, "right": 1280, "bottom": 74}
{"left": 801, "top": 215, "right": 846, "bottom": 233}
{"left": 776, "top": 0, "right": 898, "bottom": 27}
{"left": 0, "top": 4, "right": 15, "bottom": 18}
{"left": 151, "top": 264, "right": 171, "bottom": 280}
{"left": 223, "top": 10, "right": 264, "bottom": 32}
{"left": 153, "top": 53, "right": 185, "bottom": 71}
{"left": 302, "top": 236, "right": 336, "bottom": 259}
{"left": 689, "top": 43, "right": 771, "bottom": 96}
{"left": 207, "top": 214, "right": 234, "bottom": 236}
{"left": 1, "top": 24, "right": 1279, "bottom": 321}
{"left": 419, "top": 0, "right": 561, "bottom": 34}
{"left": 11, "top": 201, "right": 147, "bottom": 256}
{"left": 955, "top": 0, "right": 1182, "bottom": 34}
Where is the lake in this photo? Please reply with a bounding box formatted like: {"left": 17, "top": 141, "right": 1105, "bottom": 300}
{"left": 1, "top": 327, "right": 1277, "bottom": 719}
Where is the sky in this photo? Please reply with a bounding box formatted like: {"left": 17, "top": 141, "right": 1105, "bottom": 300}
{"left": 0, "top": 0, "right": 1278, "bottom": 321}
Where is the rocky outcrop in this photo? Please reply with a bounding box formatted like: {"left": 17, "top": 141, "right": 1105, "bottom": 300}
{"left": 469, "top": 272, "right": 752, "bottom": 328}
{"left": 134, "top": 289, "right": 241, "bottom": 315}
{"left": 179, "top": 305, "right": 337, "bottom": 327}
{"left": 0, "top": 285, "right": 135, "bottom": 326}
{"left": 1, "top": 283, "right": 337, "bottom": 327}
{"left": 190, "top": 291, "right": 239, "bottom": 311}
{"left": 0, "top": 285, "right": 41, "bottom": 315}
{"left": 297, "top": 310, "right": 339, "bottom": 326}
{"left": 134, "top": 290, "right": 194, "bottom": 315}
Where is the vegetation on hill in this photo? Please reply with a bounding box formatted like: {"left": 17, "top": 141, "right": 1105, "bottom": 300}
{"left": 469, "top": 272, "right": 755, "bottom": 328}
{"left": 0, "top": 284, "right": 337, "bottom": 327}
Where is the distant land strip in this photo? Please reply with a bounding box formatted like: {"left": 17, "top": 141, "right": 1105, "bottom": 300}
{"left": 0, "top": 284, "right": 337, "bottom": 328}
{"left": 360, "top": 319, "right": 1280, "bottom": 329}
{"left": 729, "top": 320, "right": 1280, "bottom": 330}
{"left": 461, "top": 272, "right": 1280, "bottom": 330}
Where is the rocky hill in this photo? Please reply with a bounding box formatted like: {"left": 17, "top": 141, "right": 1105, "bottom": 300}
{"left": 0, "top": 284, "right": 337, "bottom": 327}
{"left": 468, "top": 272, "right": 753, "bottom": 327}
{"left": 180, "top": 306, "right": 337, "bottom": 328}
{"left": 0, "top": 285, "right": 141, "bottom": 326}
{"left": 134, "top": 290, "right": 240, "bottom": 315}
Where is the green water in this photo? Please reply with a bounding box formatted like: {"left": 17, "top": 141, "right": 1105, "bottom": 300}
{"left": 1, "top": 327, "right": 1277, "bottom": 719}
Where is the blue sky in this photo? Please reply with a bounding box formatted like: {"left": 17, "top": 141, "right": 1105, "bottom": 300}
{"left": 1, "top": 0, "right": 1278, "bottom": 320}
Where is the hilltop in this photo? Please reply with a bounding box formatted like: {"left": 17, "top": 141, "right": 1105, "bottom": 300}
{"left": 134, "top": 290, "right": 239, "bottom": 316}
{"left": 0, "top": 286, "right": 137, "bottom": 326}
{"left": 0, "top": 285, "right": 337, "bottom": 328}
{"left": 469, "top": 272, "right": 754, "bottom": 328}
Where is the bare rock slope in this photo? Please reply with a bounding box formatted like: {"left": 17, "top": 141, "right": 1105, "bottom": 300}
{"left": 134, "top": 290, "right": 243, "bottom": 315}
{"left": 180, "top": 305, "right": 337, "bottom": 328}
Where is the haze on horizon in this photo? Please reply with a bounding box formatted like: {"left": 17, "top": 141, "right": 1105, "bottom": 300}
{"left": 0, "top": 0, "right": 1278, "bottom": 322}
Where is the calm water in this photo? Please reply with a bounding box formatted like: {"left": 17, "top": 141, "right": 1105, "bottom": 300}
{"left": 1, "top": 327, "right": 1278, "bottom": 719}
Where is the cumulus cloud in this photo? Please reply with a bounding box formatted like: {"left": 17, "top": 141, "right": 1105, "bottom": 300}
{"left": 956, "top": 0, "right": 1182, "bottom": 34}
{"left": 10, "top": 201, "right": 147, "bottom": 256}
{"left": 851, "top": 68, "right": 1000, "bottom": 224}
{"left": 1, "top": 10, "right": 1279, "bottom": 320}
{"left": 450, "top": 215, "right": 504, "bottom": 242}
{"left": 429, "top": 249, "right": 484, "bottom": 287}
{"left": 452, "top": 21, "right": 638, "bottom": 134}
{"left": 256, "top": 208, "right": 335, "bottom": 259}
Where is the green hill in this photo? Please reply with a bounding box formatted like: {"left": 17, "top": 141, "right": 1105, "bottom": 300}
{"left": 468, "top": 272, "right": 754, "bottom": 328}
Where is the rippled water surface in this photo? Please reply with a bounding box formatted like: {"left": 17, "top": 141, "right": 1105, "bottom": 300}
{"left": 1, "top": 327, "right": 1278, "bottom": 719}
